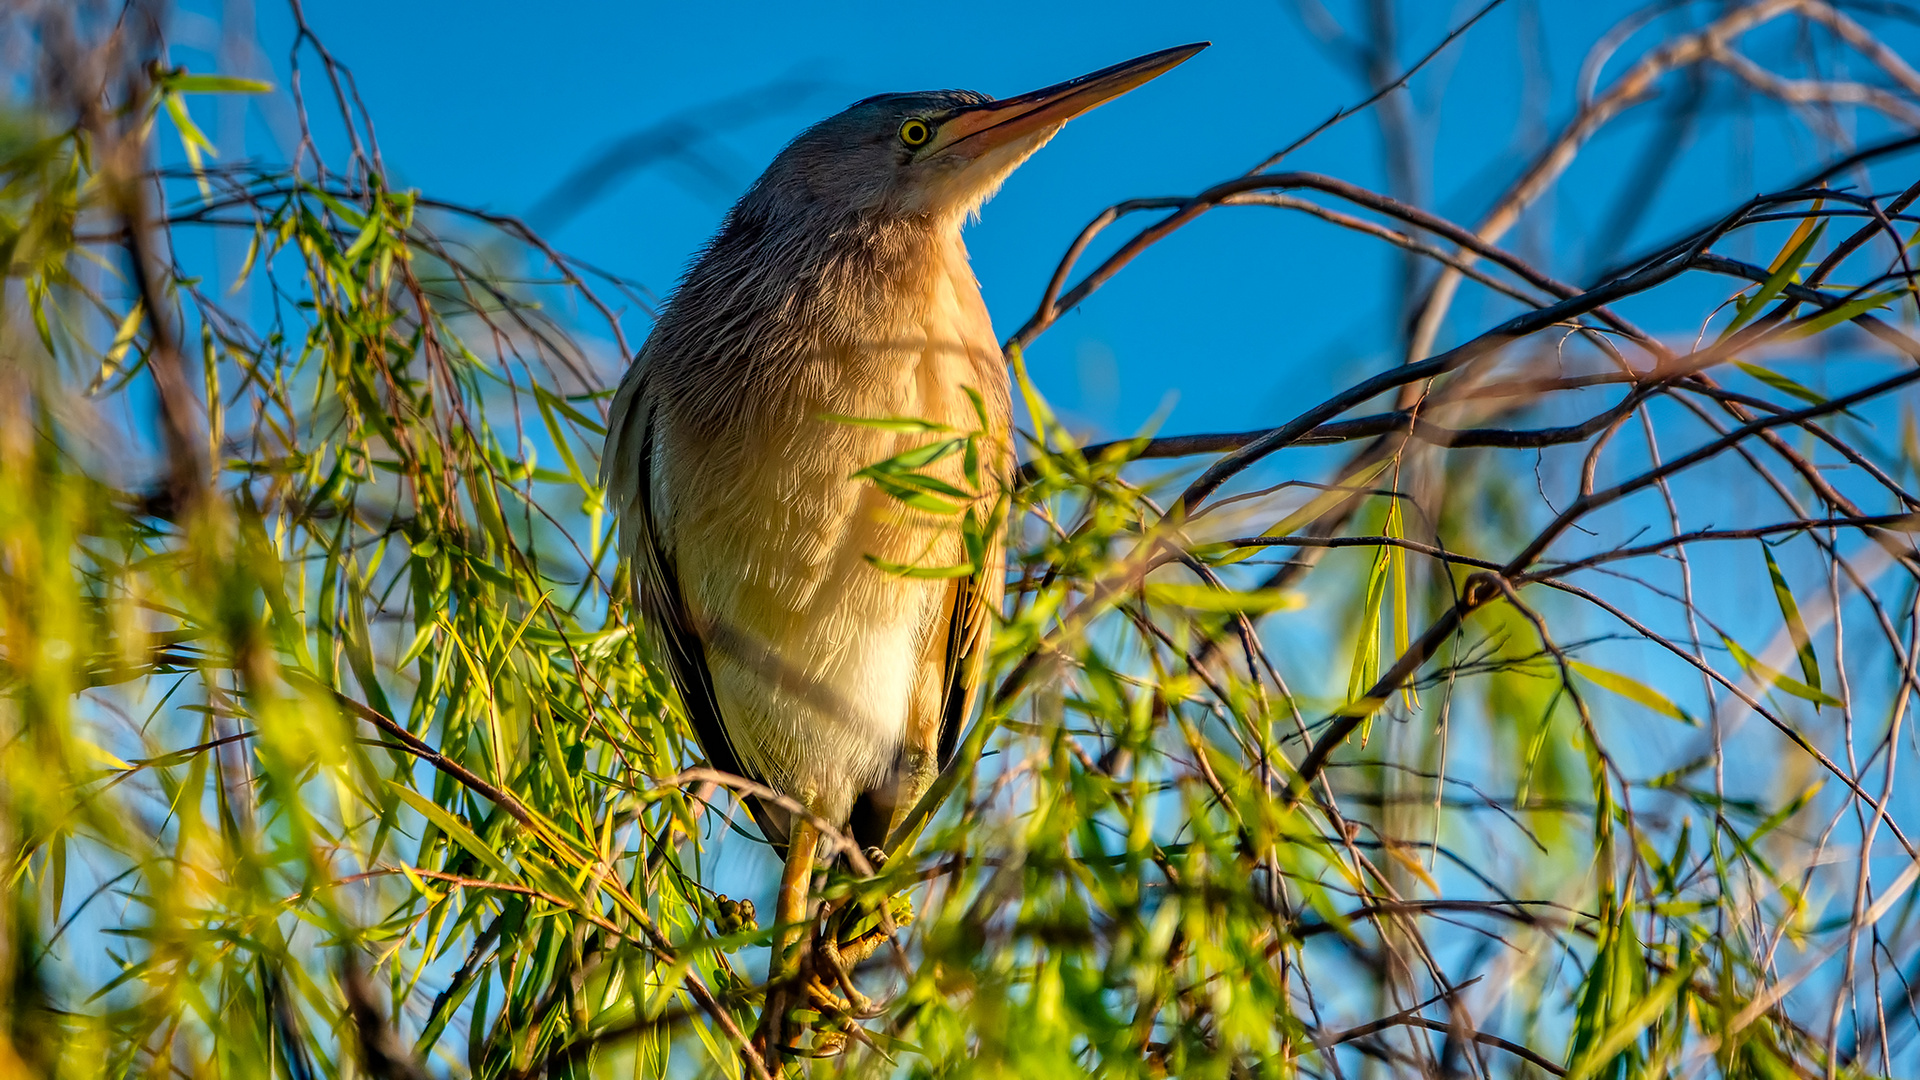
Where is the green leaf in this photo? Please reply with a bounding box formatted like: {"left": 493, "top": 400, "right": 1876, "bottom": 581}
{"left": 340, "top": 208, "right": 384, "bottom": 263}
{"left": 1752, "top": 781, "right": 1822, "bottom": 843}
{"left": 164, "top": 74, "right": 273, "bottom": 94}
{"left": 1569, "top": 659, "right": 1697, "bottom": 725}
{"left": 1348, "top": 541, "right": 1390, "bottom": 744}
{"left": 857, "top": 473, "right": 960, "bottom": 514}
{"left": 1784, "top": 287, "right": 1907, "bottom": 340}
{"left": 534, "top": 383, "right": 606, "bottom": 435}
{"left": 386, "top": 781, "right": 516, "bottom": 881}
{"left": 820, "top": 413, "right": 951, "bottom": 434}
{"left": 1142, "top": 584, "right": 1305, "bottom": 614}
{"left": 1565, "top": 958, "right": 1693, "bottom": 1080}
{"left": 397, "top": 621, "right": 438, "bottom": 669}
{"left": 1214, "top": 457, "right": 1395, "bottom": 567}
{"left": 1386, "top": 499, "right": 1417, "bottom": 712}
{"left": 160, "top": 91, "right": 216, "bottom": 200}
{"left": 865, "top": 437, "right": 967, "bottom": 472}
{"left": 1734, "top": 361, "right": 1825, "bottom": 408}
{"left": 856, "top": 468, "right": 972, "bottom": 502}
{"left": 1761, "top": 545, "right": 1821, "bottom": 694}
{"left": 1721, "top": 635, "right": 1843, "bottom": 707}
{"left": 1720, "top": 218, "right": 1824, "bottom": 340}
{"left": 863, "top": 554, "right": 975, "bottom": 579}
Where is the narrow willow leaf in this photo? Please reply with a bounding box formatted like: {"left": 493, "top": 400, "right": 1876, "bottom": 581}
{"left": 1783, "top": 287, "right": 1907, "bottom": 339}
{"left": 1142, "top": 583, "right": 1305, "bottom": 614}
{"left": 860, "top": 437, "right": 967, "bottom": 473}
{"left": 1215, "top": 457, "right": 1395, "bottom": 567}
{"left": 1010, "top": 344, "right": 1067, "bottom": 453}
{"left": 1761, "top": 545, "right": 1821, "bottom": 694}
{"left": 534, "top": 383, "right": 606, "bottom": 435}
{"left": 340, "top": 208, "right": 384, "bottom": 264}
{"left": 387, "top": 781, "right": 515, "bottom": 881}
{"left": 1721, "top": 634, "right": 1843, "bottom": 707}
{"left": 104, "top": 301, "right": 143, "bottom": 367}
{"left": 1719, "top": 217, "right": 1824, "bottom": 340}
{"left": 165, "top": 74, "right": 273, "bottom": 94}
{"left": 1382, "top": 841, "right": 1439, "bottom": 893}
{"left": 820, "top": 412, "right": 952, "bottom": 434}
{"left": 1349, "top": 541, "right": 1390, "bottom": 745}
{"left": 1734, "top": 361, "right": 1827, "bottom": 408}
{"left": 1569, "top": 659, "right": 1697, "bottom": 725}
{"left": 1567, "top": 905, "right": 1645, "bottom": 1071}
{"left": 1752, "top": 781, "right": 1822, "bottom": 843}
{"left": 855, "top": 467, "right": 972, "bottom": 501}
{"left": 961, "top": 508, "right": 986, "bottom": 569}
{"left": 1565, "top": 960, "right": 1693, "bottom": 1080}
{"left": 397, "top": 621, "right": 438, "bottom": 669}
{"left": 864, "top": 554, "right": 975, "bottom": 579}
{"left": 160, "top": 93, "right": 215, "bottom": 157}
{"left": 857, "top": 473, "right": 960, "bottom": 514}
{"left": 160, "top": 92, "right": 215, "bottom": 200}
{"left": 343, "top": 574, "right": 396, "bottom": 723}
{"left": 1385, "top": 499, "right": 1417, "bottom": 712}
{"left": 963, "top": 384, "right": 989, "bottom": 433}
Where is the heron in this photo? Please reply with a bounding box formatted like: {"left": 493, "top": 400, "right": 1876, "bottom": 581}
{"left": 601, "top": 41, "right": 1205, "bottom": 1047}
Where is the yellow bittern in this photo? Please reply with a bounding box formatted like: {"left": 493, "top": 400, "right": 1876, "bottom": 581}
{"left": 601, "top": 41, "right": 1204, "bottom": 1029}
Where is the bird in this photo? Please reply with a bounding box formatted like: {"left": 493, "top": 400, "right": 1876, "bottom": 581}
{"left": 600, "top": 41, "right": 1205, "bottom": 1027}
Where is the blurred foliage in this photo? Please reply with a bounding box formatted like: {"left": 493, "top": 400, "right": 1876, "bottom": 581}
{"left": 6, "top": 2, "right": 1920, "bottom": 1079}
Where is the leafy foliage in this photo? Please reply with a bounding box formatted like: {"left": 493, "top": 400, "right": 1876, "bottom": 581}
{"left": 5, "top": 2, "right": 1920, "bottom": 1079}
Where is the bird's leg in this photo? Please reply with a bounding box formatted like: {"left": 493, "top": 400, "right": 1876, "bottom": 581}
{"left": 773, "top": 815, "right": 819, "bottom": 969}
{"left": 756, "top": 815, "right": 819, "bottom": 1061}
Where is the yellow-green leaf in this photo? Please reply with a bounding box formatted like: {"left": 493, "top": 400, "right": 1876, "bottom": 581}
{"left": 1215, "top": 457, "right": 1395, "bottom": 567}
{"left": 1784, "top": 288, "right": 1907, "bottom": 340}
{"left": 1721, "top": 635, "right": 1843, "bottom": 707}
{"left": 1720, "top": 217, "right": 1824, "bottom": 341}
{"left": 1349, "top": 541, "right": 1390, "bottom": 744}
{"left": 865, "top": 554, "right": 976, "bottom": 579}
{"left": 1142, "top": 583, "right": 1306, "bottom": 614}
{"left": 821, "top": 413, "right": 951, "bottom": 433}
{"left": 1761, "top": 545, "right": 1821, "bottom": 695}
{"left": 1569, "top": 659, "right": 1697, "bottom": 725}
{"left": 1735, "top": 361, "right": 1824, "bottom": 407}
{"left": 1386, "top": 499, "right": 1417, "bottom": 712}
{"left": 165, "top": 74, "right": 273, "bottom": 94}
{"left": 387, "top": 781, "right": 516, "bottom": 881}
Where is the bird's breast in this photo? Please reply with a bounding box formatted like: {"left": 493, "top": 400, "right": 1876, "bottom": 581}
{"left": 655, "top": 236, "right": 1009, "bottom": 815}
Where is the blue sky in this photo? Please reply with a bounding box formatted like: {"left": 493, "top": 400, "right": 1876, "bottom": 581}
{"left": 169, "top": 0, "right": 1868, "bottom": 441}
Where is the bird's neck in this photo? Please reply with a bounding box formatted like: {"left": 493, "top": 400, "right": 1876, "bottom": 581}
{"left": 819, "top": 213, "right": 976, "bottom": 322}
{"left": 650, "top": 210, "right": 997, "bottom": 428}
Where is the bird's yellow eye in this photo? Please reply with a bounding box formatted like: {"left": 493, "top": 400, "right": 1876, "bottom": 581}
{"left": 899, "top": 118, "right": 932, "bottom": 147}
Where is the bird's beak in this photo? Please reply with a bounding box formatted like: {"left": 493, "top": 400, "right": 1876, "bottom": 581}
{"left": 929, "top": 42, "right": 1209, "bottom": 160}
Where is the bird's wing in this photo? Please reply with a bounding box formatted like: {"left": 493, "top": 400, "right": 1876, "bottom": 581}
{"left": 603, "top": 362, "right": 786, "bottom": 847}
{"left": 935, "top": 523, "right": 1004, "bottom": 770}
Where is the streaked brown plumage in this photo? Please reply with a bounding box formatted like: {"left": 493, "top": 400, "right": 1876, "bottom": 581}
{"left": 599, "top": 46, "right": 1204, "bottom": 1036}
{"left": 604, "top": 133, "right": 1012, "bottom": 851}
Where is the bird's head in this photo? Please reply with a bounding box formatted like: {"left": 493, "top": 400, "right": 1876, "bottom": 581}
{"left": 747, "top": 43, "right": 1207, "bottom": 227}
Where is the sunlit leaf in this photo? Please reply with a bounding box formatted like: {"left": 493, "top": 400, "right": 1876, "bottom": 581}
{"left": 1761, "top": 544, "right": 1821, "bottom": 695}
{"left": 387, "top": 782, "right": 517, "bottom": 881}
{"left": 1142, "top": 583, "right": 1305, "bottom": 614}
{"left": 1569, "top": 659, "right": 1697, "bottom": 725}
{"left": 1721, "top": 634, "right": 1844, "bottom": 707}
{"left": 1720, "top": 216, "right": 1823, "bottom": 340}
